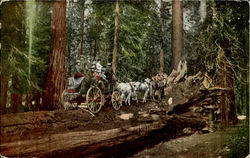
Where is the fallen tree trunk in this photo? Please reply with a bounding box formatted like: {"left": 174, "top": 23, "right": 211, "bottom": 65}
{"left": 0, "top": 114, "right": 205, "bottom": 158}
{"left": 168, "top": 88, "right": 228, "bottom": 115}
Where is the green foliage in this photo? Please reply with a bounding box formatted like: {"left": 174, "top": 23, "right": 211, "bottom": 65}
{"left": 32, "top": 2, "right": 52, "bottom": 88}
{"left": 188, "top": 1, "right": 249, "bottom": 115}
{"left": 1, "top": 2, "right": 27, "bottom": 93}
{"left": 1, "top": 1, "right": 51, "bottom": 96}
{"left": 223, "top": 121, "right": 249, "bottom": 158}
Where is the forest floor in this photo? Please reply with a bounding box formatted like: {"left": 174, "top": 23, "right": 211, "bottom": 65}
{"left": 133, "top": 116, "right": 248, "bottom": 158}
{"left": 133, "top": 126, "right": 235, "bottom": 158}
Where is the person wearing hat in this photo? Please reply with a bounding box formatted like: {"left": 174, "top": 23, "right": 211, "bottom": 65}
{"left": 79, "top": 56, "right": 86, "bottom": 74}
{"left": 100, "top": 68, "right": 107, "bottom": 83}
{"left": 96, "top": 59, "right": 103, "bottom": 75}
{"left": 105, "top": 63, "right": 114, "bottom": 81}
{"left": 74, "top": 60, "right": 84, "bottom": 78}
{"left": 75, "top": 60, "right": 81, "bottom": 74}
{"left": 85, "top": 56, "right": 92, "bottom": 71}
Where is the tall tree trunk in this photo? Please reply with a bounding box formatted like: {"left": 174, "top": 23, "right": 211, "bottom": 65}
{"left": 148, "top": 46, "right": 152, "bottom": 78}
{"left": 171, "top": 0, "right": 184, "bottom": 71}
{"left": 10, "top": 94, "right": 18, "bottom": 113}
{"left": 159, "top": 0, "right": 164, "bottom": 73}
{"left": 227, "top": 63, "right": 238, "bottom": 124}
{"left": 34, "top": 90, "right": 41, "bottom": 111}
{"left": 90, "top": 42, "right": 93, "bottom": 58}
{"left": 67, "top": 0, "right": 73, "bottom": 78}
{"left": 17, "top": 94, "right": 22, "bottom": 108}
{"left": 10, "top": 77, "right": 19, "bottom": 113}
{"left": 152, "top": 51, "right": 155, "bottom": 76}
{"left": 67, "top": 46, "right": 71, "bottom": 78}
{"left": 42, "top": 0, "right": 66, "bottom": 110}
{"left": 94, "top": 39, "right": 97, "bottom": 60}
{"left": 0, "top": 77, "right": 9, "bottom": 114}
{"left": 246, "top": 68, "right": 249, "bottom": 125}
{"left": 112, "top": 0, "right": 119, "bottom": 74}
{"left": 26, "top": 93, "right": 32, "bottom": 111}
{"left": 220, "top": 61, "right": 228, "bottom": 125}
{"left": 220, "top": 50, "right": 238, "bottom": 125}
{"left": 79, "top": 1, "right": 85, "bottom": 56}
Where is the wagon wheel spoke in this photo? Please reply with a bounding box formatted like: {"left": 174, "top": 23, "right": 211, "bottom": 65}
{"left": 87, "top": 87, "right": 103, "bottom": 113}
{"left": 112, "top": 91, "right": 122, "bottom": 110}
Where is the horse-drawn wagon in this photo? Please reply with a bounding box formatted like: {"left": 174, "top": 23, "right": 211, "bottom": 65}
{"left": 61, "top": 70, "right": 122, "bottom": 113}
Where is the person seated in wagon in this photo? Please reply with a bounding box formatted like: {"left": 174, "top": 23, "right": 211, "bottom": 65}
{"left": 96, "top": 59, "right": 103, "bottom": 75}
{"left": 100, "top": 68, "right": 108, "bottom": 83}
{"left": 74, "top": 60, "right": 84, "bottom": 78}
{"left": 85, "top": 56, "right": 92, "bottom": 71}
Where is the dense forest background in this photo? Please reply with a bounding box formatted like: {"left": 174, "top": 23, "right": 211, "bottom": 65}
{"left": 0, "top": 0, "right": 249, "bottom": 117}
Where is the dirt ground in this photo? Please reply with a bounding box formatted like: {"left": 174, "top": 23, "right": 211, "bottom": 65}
{"left": 132, "top": 120, "right": 246, "bottom": 158}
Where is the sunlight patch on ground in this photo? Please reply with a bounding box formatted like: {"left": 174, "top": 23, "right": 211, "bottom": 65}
{"left": 237, "top": 115, "right": 246, "bottom": 120}
{"left": 119, "top": 113, "right": 134, "bottom": 120}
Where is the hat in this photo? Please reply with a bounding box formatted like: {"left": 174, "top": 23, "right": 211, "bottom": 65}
{"left": 76, "top": 60, "right": 80, "bottom": 63}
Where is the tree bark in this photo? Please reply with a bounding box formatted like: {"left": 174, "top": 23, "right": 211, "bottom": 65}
{"left": 42, "top": 0, "right": 66, "bottom": 110}
{"left": 10, "top": 77, "right": 19, "bottom": 113}
{"left": 246, "top": 71, "right": 249, "bottom": 125}
{"left": 227, "top": 62, "right": 238, "bottom": 124}
{"left": 67, "top": 0, "right": 73, "bottom": 79}
{"left": 10, "top": 94, "right": 18, "bottom": 113}
{"left": 89, "top": 42, "right": 93, "bottom": 58}
{"left": 159, "top": 0, "right": 164, "bottom": 73}
{"left": 17, "top": 94, "right": 22, "bottom": 108}
{"left": 94, "top": 39, "right": 97, "bottom": 60}
{"left": 112, "top": 0, "right": 119, "bottom": 74}
{"left": 34, "top": 90, "right": 41, "bottom": 111}
{"left": 220, "top": 61, "right": 227, "bottom": 125}
{"left": 220, "top": 50, "right": 238, "bottom": 125}
{"left": 171, "top": 0, "right": 184, "bottom": 71}
{"left": 148, "top": 46, "right": 152, "bottom": 78}
{"left": 0, "top": 115, "right": 205, "bottom": 157}
{"left": 0, "top": 77, "right": 9, "bottom": 115}
{"left": 26, "top": 93, "right": 32, "bottom": 111}
{"left": 67, "top": 46, "right": 71, "bottom": 78}
{"left": 152, "top": 51, "right": 155, "bottom": 76}
{"left": 79, "top": 1, "right": 85, "bottom": 56}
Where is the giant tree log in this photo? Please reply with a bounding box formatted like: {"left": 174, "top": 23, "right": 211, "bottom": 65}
{"left": 0, "top": 115, "right": 205, "bottom": 158}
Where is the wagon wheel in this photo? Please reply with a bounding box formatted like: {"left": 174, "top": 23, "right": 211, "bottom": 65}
{"left": 112, "top": 91, "right": 122, "bottom": 110}
{"left": 86, "top": 86, "right": 104, "bottom": 113}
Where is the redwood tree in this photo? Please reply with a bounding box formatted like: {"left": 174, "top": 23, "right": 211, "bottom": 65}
{"left": 171, "top": 0, "right": 184, "bottom": 71}
{"left": 159, "top": 0, "right": 164, "bottom": 73}
{"left": 0, "top": 77, "right": 9, "bottom": 114}
{"left": 10, "top": 77, "right": 19, "bottom": 113}
{"left": 42, "top": 0, "right": 66, "bottom": 110}
{"left": 79, "top": 0, "right": 85, "bottom": 56}
{"left": 112, "top": 0, "right": 119, "bottom": 74}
